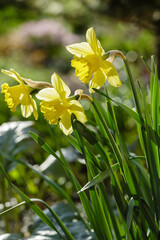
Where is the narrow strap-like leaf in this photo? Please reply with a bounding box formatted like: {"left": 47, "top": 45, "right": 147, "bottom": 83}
{"left": 150, "top": 56, "right": 160, "bottom": 132}
{"left": 126, "top": 197, "right": 135, "bottom": 240}
{"left": 78, "top": 163, "right": 119, "bottom": 193}
{"left": 93, "top": 88, "right": 142, "bottom": 126}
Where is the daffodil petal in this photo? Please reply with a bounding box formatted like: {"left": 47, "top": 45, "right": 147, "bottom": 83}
{"left": 20, "top": 91, "right": 37, "bottom": 118}
{"left": 97, "top": 40, "right": 105, "bottom": 55}
{"left": 86, "top": 28, "right": 97, "bottom": 54}
{"left": 59, "top": 110, "right": 73, "bottom": 135}
{"left": 36, "top": 88, "right": 59, "bottom": 101}
{"left": 60, "top": 100, "right": 87, "bottom": 135}
{"left": 102, "top": 61, "right": 122, "bottom": 87}
{"left": 69, "top": 100, "right": 87, "bottom": 123}
{"left": 86, "top": 27, "right": 104, "bottom": 55}
{"left": 51, "top": 73, "right": 71, "bottom": 98}
{"left": 1, "top": 69, "right": 23, "bottom": 84}
{"left": 31, "top": 98, "right": 38, "bottom": 120}
{"left": 21, "top": 103, "right": 33, "bottom": 118}
{"left": 89, "top": 68, "right": 106, "bottom": 93}
{"left": 86, "top": 27, "right": 98, "bottom": 53}
{"left": 66, "top": 42, "right": 94, "bottom": 58}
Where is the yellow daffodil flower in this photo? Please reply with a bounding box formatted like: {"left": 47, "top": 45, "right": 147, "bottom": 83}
{"left": 1, "top": 69, "right": 38, "bottom": 119}
{"left": 66, "top": 27, "right": 122, "bottom": 93}
{"left": 36, "top": 73, "right": 87, "bottom": 135}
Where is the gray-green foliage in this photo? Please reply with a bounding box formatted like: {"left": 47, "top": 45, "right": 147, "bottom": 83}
{"left": 0, "top": 121, "right": 34, "bottom": 171}
{"left": 0, "top": 202, "right": 96, "bottom": 240}
{"left": 28, "top": 202, "right": 95, "bottom": 240}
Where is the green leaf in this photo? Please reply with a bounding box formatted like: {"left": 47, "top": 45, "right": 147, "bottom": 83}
{"left": 140, "top": 199, "right": 159, "bottom": 235}
{"left": 131, "top": 158, "right": 152, "bottom": 208}
{"left": 66, "top": 135, "right": 106, "bottom": 171}
{"left": 71, "top": 114, "right": 110, "bottom": 239}
{"left": 0, "top": 121, "right": 34, "bottom": 171}
{"left": 71, "top": 115, "right": 111, "bottom": 168}
{"left": 98, "top": 182, "right": 122, "bottom": 239}
{"left": 122, "top": 159, "right": 137, "bottom": 195}
{"left": 91, "top": 96, "right": 111, "bottom": 141}
{"left": 29, "top": 131, "right": 62, "bottom": 162}
{"left": 126, "top": 197, "right": 135, "bottom": 239}
{"left": 138, "top": 80, "right": 160, "bottom": 219}
{"left": 29, "top": 131, "right": 97, "bottom": 236}
{"left": 111, "top": 173, "right": 128, "bottom": 218}
{"left": 89, "top": 186, "right": 113, "bottom": 240}
{"left": 150, "top": 56, "right": 160, "bottom": 132}
{"left": 30, "top": 131, "right": 77, "bottom": 178}
{"left": 86, "top": 161, "right": 113, "bottom": 240}
{"left": 93, "top": 88, "right": 142, "bottom": 125}
{"left": 71, "top": 114, "right": 87, "bottom": 160}
{"left": 78, "top": 163, "right": 119, "bottom": 193}
{"left": 71, "top": 114, "right": 98, "bottom": 145}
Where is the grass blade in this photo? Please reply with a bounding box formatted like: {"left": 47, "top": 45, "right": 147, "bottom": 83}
{"left": 126, "top": 197, "right": 135, "bottom": 240}
{"left": 93, "top": 88, "right": 142, "bottom": 125}
{"left": 78, "top": 163, "right": 119, "bottom": 193}
{"left": 150, "top": 56, "right": 160, "bottom": 132}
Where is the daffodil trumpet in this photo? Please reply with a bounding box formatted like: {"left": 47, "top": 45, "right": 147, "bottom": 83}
{"left": 36, "top": 73, "right": 87, "bottom": 135}
{"left": 1, "top": 69, "right": 38, "bottom": 119}
{"left": 66, "top": 27, "right": 122, "bottom": 93}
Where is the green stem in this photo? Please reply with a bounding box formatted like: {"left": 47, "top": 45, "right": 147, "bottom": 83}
{"left": 47, "top": 124, "right": 73, "bottom": 172}
{"left": 105, "top": 87, "right": 119, "bottom": 134}
{"left": 105, "top": 87, "right": 129, "bottom": 156}
{"left": 99, "top": 182, "right": 122, "bottom": 239}
{"left": 1, "top": 178, "right": 10, "bottom": 233}
{"left": 91, "top": 101, "right": 123, "bottom": 168}
{"left": 47, "top": 125, "right": 91, "bottom": 230}
{"left": 124, "top": 60, "right": 143, "bottom": 119}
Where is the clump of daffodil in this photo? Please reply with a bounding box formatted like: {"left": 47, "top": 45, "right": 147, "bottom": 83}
{"left": 36, "top": 73, "right": 87, "bottom": 135}
{"left": 66, "top": 27, "right": 122, "bottom": 93}
{"left": 1, "top": 69, "right": 38, "bottom": 119}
